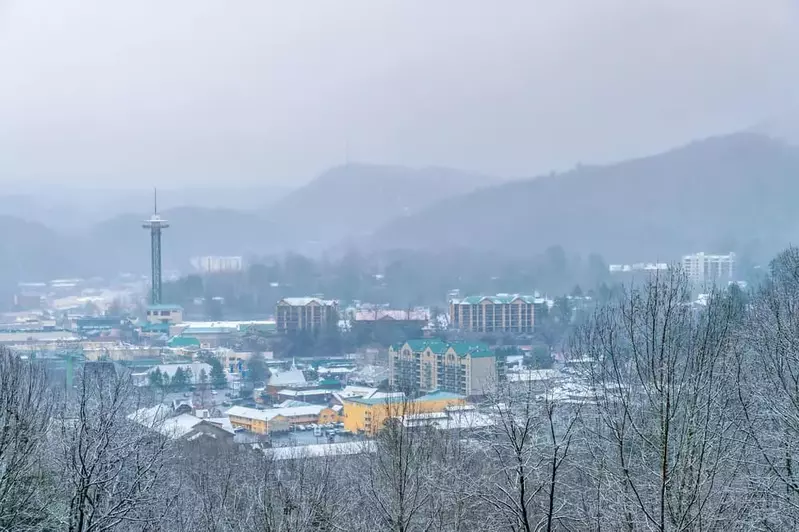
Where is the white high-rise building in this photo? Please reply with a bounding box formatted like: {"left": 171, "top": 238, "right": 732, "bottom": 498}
{"left": 190, "top": 256, "right": 244, "bottom": 273}
{"left": 681, "top": 252, "right": 735, "bottom": 286}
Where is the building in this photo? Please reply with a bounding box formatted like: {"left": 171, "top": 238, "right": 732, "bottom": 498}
{"left": 389, "top": 340, "right": 503, "bottom": 397}
{"left": 145, "top": 304, "right": 183, "bottom": 325}
{"left": 681, "top": 252, "right": 735, "bottom": 286}
{"left": 609, "top": 263, "right": 669, "bottom": 273}
{"left": 266, "top": 366, "right": 307, "bottom": 396}
{"left": 342, "top": 390, "right": 466, "bottom": 436}
{"left": 275, "top": 297, "right": 338, "bottom": 333}
{"left": 129, "top": 405, "right": 235, "bottom": 443}
{"left": 190, "top": 256, "right": 244, "bottom": 274}
{"left": 226, "top": 404, "right": 340, "bottom": 435}
{"left": 170, "top": 320, "right": 276, "bottom": 349}
{"left": 449, "top": 294, "right": 535, "bottom": 334}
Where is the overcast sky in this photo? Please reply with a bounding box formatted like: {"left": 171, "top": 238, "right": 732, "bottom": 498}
{"left": 1, "top": 0, "right": 798, "bottom": 188}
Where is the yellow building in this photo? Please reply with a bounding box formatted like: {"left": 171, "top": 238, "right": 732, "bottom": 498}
{"left": 275, "top": 297, "right": 338, "bottom": 333}
{"left": 342, "top": 390, "right": 466, "bottom": 436}
{"left": 227, "top": 404, "right": 340, "bottom": 435}
{"left": 449, "top": 294, "right": 535, "bottom": 333}
{"left": 389, "top": 340, "right": 502, "bottom": 397}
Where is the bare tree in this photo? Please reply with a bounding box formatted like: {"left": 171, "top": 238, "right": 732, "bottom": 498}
{"left": 475, "top": 377, "right": 581, "bottom": 532}
{"left": 571, "top": 270, "right": 747, "bottom": 531}
{"left": 738, "top": 247, "right": 799, "bottom": 528}
{"left": 0, "top": 348, "right": 53, "bottom": 531}
{"left": 354, "top": 400, "right": 441, "bottom": 532}
{"left": 52, "top": 367, "right": 174, "bottom": 532}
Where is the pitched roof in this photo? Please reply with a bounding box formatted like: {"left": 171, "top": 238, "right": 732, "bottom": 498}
{"left": 268, "top": 368, "right": 307, "bottom": 387}
{"left": 226, "top": 404, "right": 325, "bottom": 421}
{"left": 454, "top": 294, "right": 536, "bottom": 305}
{"left": 404, "top": 339, "right": 449, "bottom": 354}
{"left": 397, "top": 340, "right": 496, "bottom": 359}
{"left": 354, "top": 309, "right": 429, "bottom": 322}
{"left": 278, "top": 297, "right": 337, "bottom": 307}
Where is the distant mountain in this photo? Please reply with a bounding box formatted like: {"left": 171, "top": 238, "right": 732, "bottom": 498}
{"left": 0, "top": 216, "right": 79, "bottom": 284}
{"left": 371, "top": 133, "right": 799, "bottom": 262}
{"left": 86, "top": 207, "right": 267, "bottom": 274}
{"left": 260, "top": 164, "right": 498, "bottom": 253}
{"left": 751, "top": 111, "right": 799, "bottom": 147}
{"left": 0, "top": 185, "right": 291, "bottom": 233}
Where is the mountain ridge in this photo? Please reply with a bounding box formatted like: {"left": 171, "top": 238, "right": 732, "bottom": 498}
{"left": 369, "top": 132, "right": 799, "bottom": 262}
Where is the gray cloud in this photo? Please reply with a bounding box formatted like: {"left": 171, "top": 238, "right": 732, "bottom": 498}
{"left": 0, "top": 0, "right": 797, "bottom": 187}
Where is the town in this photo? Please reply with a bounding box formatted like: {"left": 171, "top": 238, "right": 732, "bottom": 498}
{"left": 3, "top": 2, "right": 799, "bottom": 530}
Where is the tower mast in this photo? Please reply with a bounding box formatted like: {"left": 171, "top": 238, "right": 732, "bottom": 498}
{"left": 142, "top": 189, "right": 169, "bottom": 305}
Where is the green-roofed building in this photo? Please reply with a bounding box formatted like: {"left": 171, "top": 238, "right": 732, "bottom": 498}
{"left": 449, "top": 294, "right": 536, "bottom": 334}
{"left": 389, "top": 339, "right": 504, "bottom": 397}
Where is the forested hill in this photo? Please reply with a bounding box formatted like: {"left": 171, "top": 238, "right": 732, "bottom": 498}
{"left": 258, "top": 163, "right": 498, "bottom": 253}
{"left": 371, "top": 133, "right": 799, "bottom": 262}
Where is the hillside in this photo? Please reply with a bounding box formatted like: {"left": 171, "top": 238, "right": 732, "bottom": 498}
{"left": 371, "top": 133, "right": 799, "bottom": 262}
{"left": 0, "top": 185, "right": 291, "bottom": 233}
{"left": 0, "top": 216, "right": 80, "bottom": 283}
{"left": 260, "top": 164, "right": 497, "bottom": 253}
{"left": 85, "top": 207, "right": 267, "bottom": 274}
{"left": 752, "top": 111, "right": 799, "bottom": 147}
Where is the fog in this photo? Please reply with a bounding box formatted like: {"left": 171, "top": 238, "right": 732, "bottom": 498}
{"left": 1, "top": 0, "right": 797, "bottom": 188}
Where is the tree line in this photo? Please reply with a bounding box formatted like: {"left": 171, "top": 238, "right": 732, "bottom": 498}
{"left": 4, "top": 247, "right": 799, "bottom": 531}
{"left": 162, "top": 246, "right": 614, "bottom": 319}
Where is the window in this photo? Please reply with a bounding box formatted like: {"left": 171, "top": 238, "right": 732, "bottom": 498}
{"left": 160, "top": 310, "right": 171, "bottom": 316}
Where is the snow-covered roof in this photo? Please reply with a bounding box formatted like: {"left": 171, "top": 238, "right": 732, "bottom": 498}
{"left": 354, "top": 309, "right": 429, "bottom": 322}
{"left": 127, "top": 407, "right": 205, "bottom": 439}
{"left": 227, "top": 404, "right": 326, "bottom": 422}
{"left": 506, "top": 369, "right": 561, "bottom": 383}
{"left": 159, "top": 414, "right": 204, "bottom": 439}
{"left": 397, "top": 409, "right": 493, "bottom": 430}
{"left": 268, "top": 368, "right": 307, "bottom": 387}
{"left": 279, "top": 297, "right": 336, "bottom": 307}
{"left": 266, "top": 441, "right": 376, "bottom": 460}
{"left": 336, "top": 385, "right": 378, "bottom": 399}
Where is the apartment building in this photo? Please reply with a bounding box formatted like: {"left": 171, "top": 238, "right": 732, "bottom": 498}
{"left": 275, "top": 297, "right": 338, "bottom": 333}
{"left": 389, "top": 340, "right": 503, "bottom": 397}
{"left": 681, "top": 252, "right": 735, "bottom": 286}
{"left": 449, "top": 294, "right": 535, "bottom": 333}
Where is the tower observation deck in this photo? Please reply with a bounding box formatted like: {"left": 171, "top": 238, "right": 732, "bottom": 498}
{"left": 142, "top": 190, "right": 169, "bottom": 305}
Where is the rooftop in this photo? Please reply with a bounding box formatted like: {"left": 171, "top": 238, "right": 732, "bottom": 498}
{"left": 266, "top": 440, "right": 376, "bottom": 460}
{"left": 147, "top": 304, "right": 183, "bottom": 311}
{"left": 268, "top": 368, "right": 307, "bottom": 387}
{"left": 354, "top": 309, "right": 429, "bottom": 322}
{"left": 452, "top": 294, "right": 537, "bottom": 305}
{"left": 227, "top": 404, "right": 326, "bottom": 421}
{"left": 346, "top": 390, "right": 464, "bottom": 406}
{"left": 278, "top": 297, "right": 337, "bottom": 307}
{"left": 395, "top": 339, "right": 496, "bottom": 359}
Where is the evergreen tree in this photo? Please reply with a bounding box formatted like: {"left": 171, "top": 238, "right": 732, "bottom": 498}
{"left": 171, "top": 367, "right": 189, "bottom": 391}
{"left": 199, "top": 368, "right": 208, "bottom": 388}
{"left": 208, "top": 358, "right": 227, "bottom": 389}
{"left": 247, "top": 352, "right": 269, "bottom": 386}
{"left": 148, "top": 368, "right": 163, "bottom": 388}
